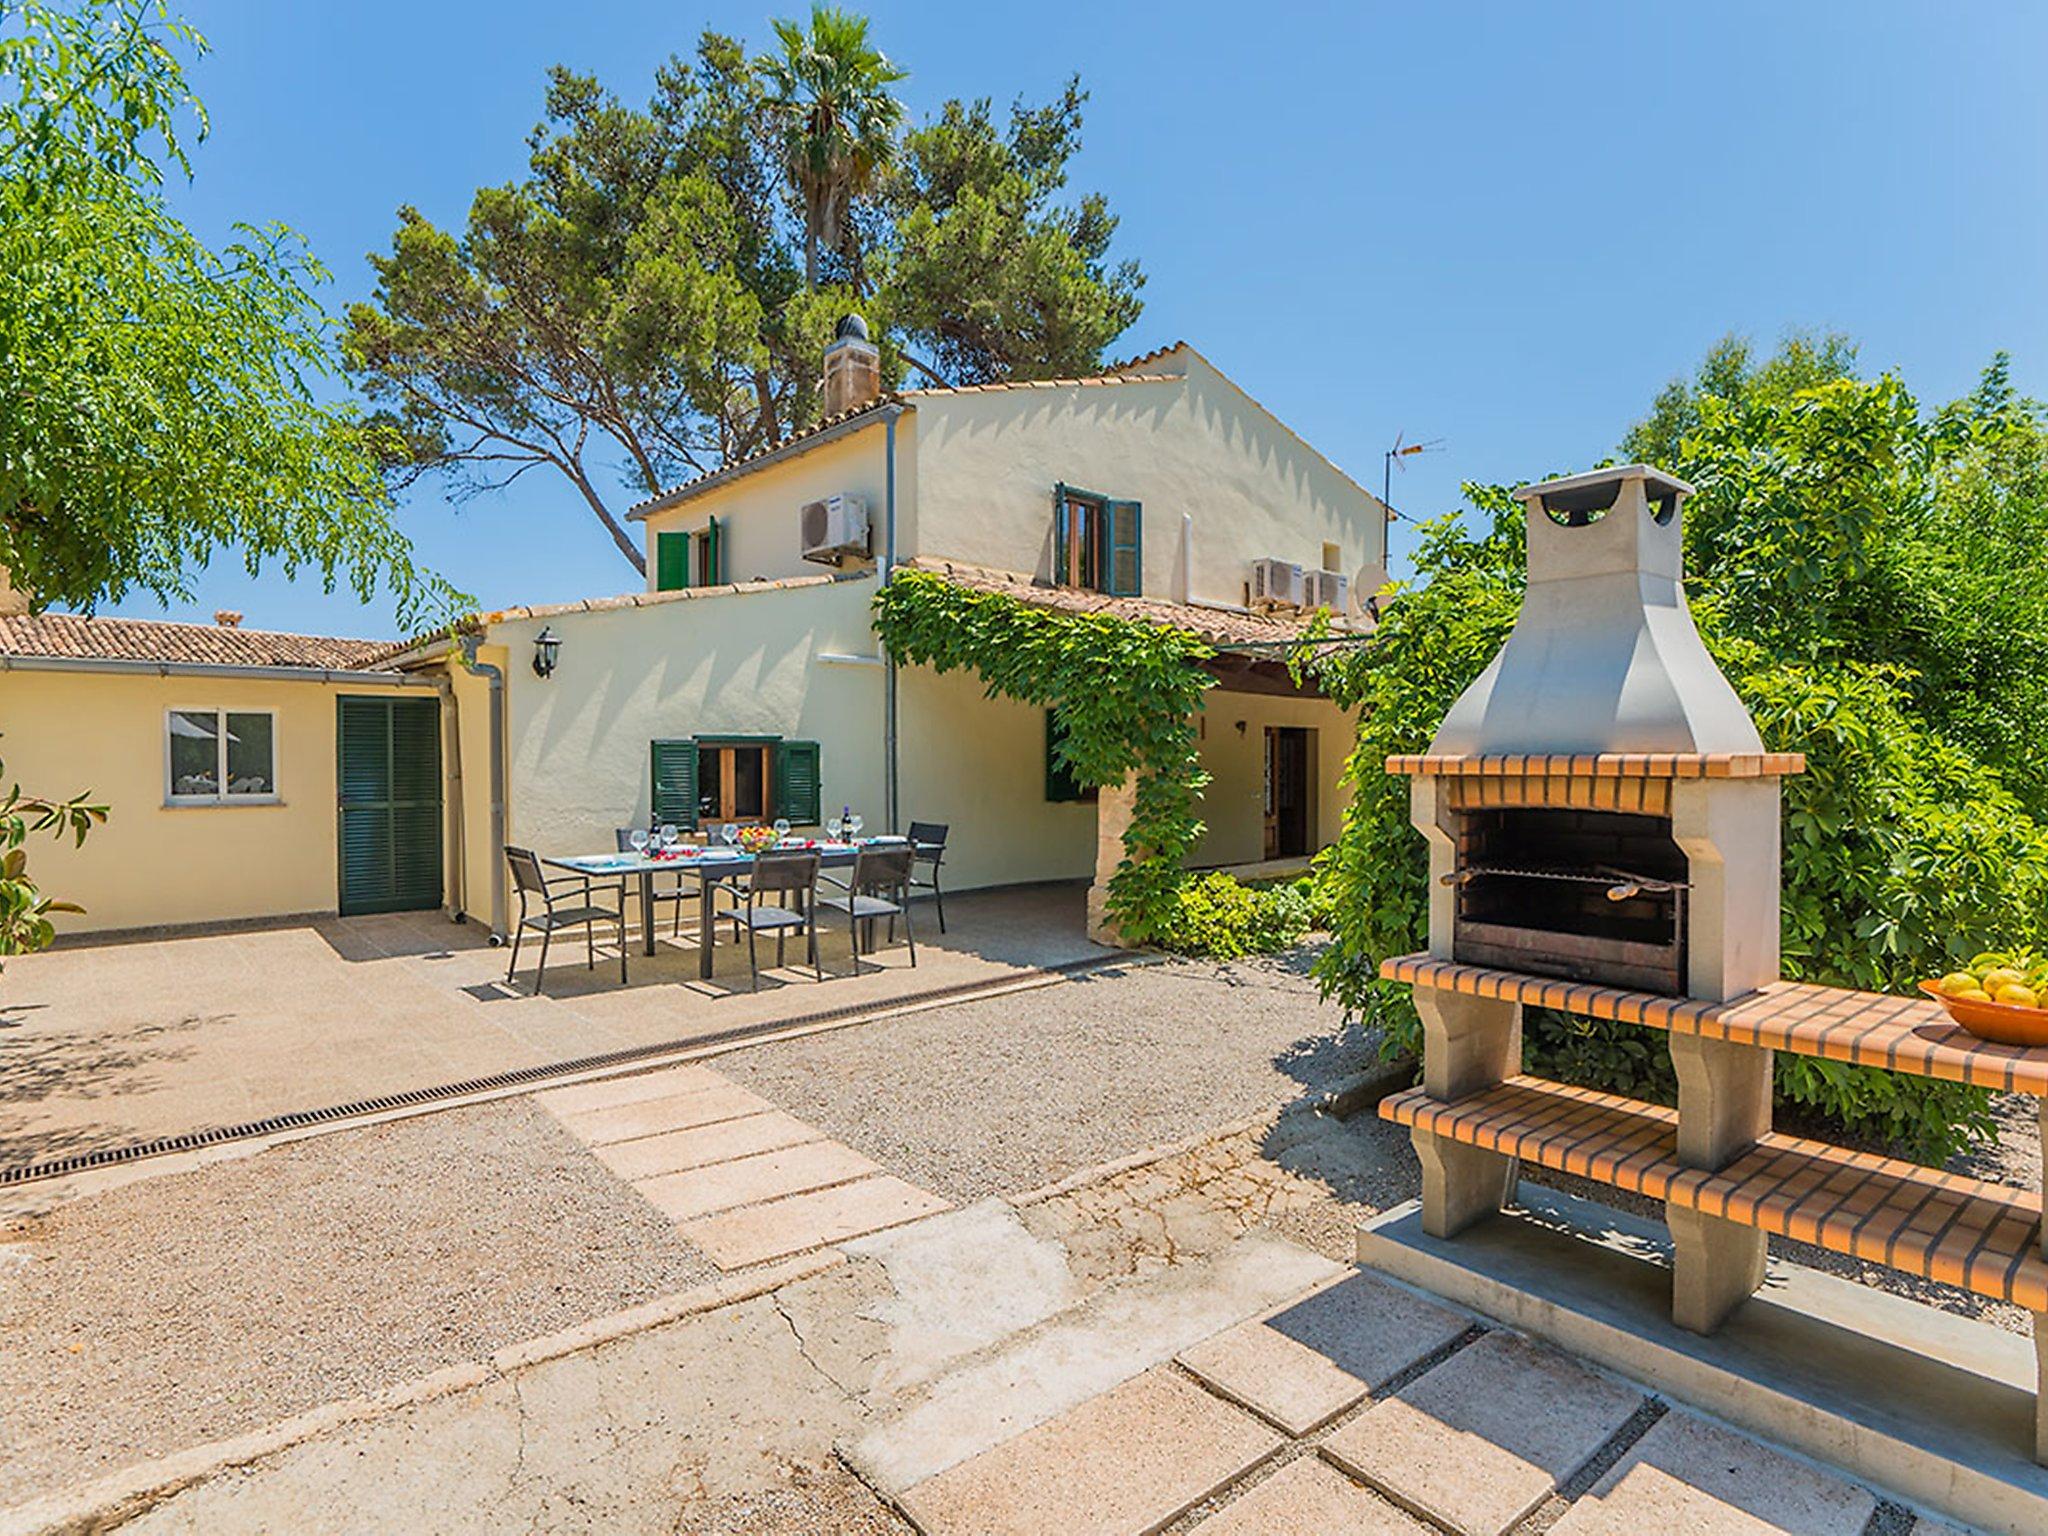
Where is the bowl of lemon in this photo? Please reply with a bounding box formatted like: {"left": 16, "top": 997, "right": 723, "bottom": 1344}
{"left": 1922, "top": 952, "right": 2048, "bottom": 1046}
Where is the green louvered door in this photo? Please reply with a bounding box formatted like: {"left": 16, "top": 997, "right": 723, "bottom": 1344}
{"left": 338, "top": 696, "right": 444, "bottom": 916}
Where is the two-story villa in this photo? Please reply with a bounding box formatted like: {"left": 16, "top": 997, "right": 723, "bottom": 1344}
{"left": 1, "top": 324, "right": 1385, "bottom": 940}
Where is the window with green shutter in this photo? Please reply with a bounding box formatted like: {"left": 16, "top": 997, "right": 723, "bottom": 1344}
{"left": 699, "top": 516, "right": 725, "bottom": 585}
{"left": 774, "top": 740, "right": 822, "bottom": 824}
{"left": 655, "top": 531, "right": 689, "bottom": 591}
{"left": 1105, "top": 499, "right": 1142, "bottom": 595}
{"left": 650, "top": 739, "right": 699, "bottom": 828}
{"left": 1044, "top": 709, "right": 1096, "bottom": 802}
{"left": 1053, "top": 485, "right": 1140, "bottom": 596}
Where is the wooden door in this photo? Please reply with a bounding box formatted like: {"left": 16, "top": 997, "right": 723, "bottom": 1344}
{"left": 337, "top": 696, "right": 443, "bottom": 915}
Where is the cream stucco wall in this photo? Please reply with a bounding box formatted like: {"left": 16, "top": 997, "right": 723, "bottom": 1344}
{"left": 906, "top": 350, "right": 1386, "bottom": 604}
{"left": 1189, "top": 690, "right": 1356, "bottom": 869}
{"left": 5, "top": 669, "right": 443, "bottom": 934}
{"left": 636, "top": 418, "right": 914, "bottom": 588}
{"left": 487, "top": 578, "right": 886, "bottom": 893}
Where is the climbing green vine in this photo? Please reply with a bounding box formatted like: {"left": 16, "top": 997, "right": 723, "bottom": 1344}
{"left": 873, "top": 570, "right": 1213, "bottom": 941}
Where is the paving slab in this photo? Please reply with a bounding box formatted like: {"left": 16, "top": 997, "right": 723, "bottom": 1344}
{"left": 1321, "top": 1331, "right": 1644, "bottom": 1536}
{"left": 678, "top": 1174, "right": 952, "bottom": 1269}
{"left": 846, "top": 1231, "right": 1343, "bottom": 1498}
{"left": 1178, "top": 1270, "right": 1468, "bottom": 1434}
{"left": 635, "top": 1140, "right": 881, "bottom": 1221}
{"left": 551, "top": 1081, "right": 775, "bottom": 1145}
{"left": 532, "top": 1064, "right": 724, "bottom": 1116}
{"left": 590, "top": 1110, "right": 824, "bottom": 1180}
{"left": 1548, "top": 1410, "right": 1878, "bottom": 1535}
{"left": 901, "top": 1366, "right": 1281, "bottom": 1536}
{"left": 1189, "top": 1457, "right": 1434, "bottom": 1535}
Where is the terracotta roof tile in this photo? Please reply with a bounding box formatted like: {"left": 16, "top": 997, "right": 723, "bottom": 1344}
{"left": 0, "top": 611, "right": 393, "bottom": 670}
{"left": 902, "top": 557, "right": 1350, "bottom": 649}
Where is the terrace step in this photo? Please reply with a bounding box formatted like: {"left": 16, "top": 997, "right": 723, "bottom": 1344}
{"left": 1382, "top": 954, "right": 2048, "bottom": 1096}
{"left": 1382, "top": 1075, "right": 2048, "bottom": 1310}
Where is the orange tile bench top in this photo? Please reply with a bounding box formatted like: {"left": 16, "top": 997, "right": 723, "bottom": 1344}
{"left": 1385, "top": 751, "right": 1805, "bottom": 779}
{"left": 1381, "top": 955, "right": 2048, "bottom": 1098}
{"left": 1383, "top": 1076, "right": 2048, "bottom": 1312}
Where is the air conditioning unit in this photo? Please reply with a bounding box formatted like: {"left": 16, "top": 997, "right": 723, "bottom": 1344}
{"left": 1250, "top": 557, "right": 1305, "bottom": 609}
{"left": 1305, "top": 568, "right": 1348, "bottom": 614}
{"left": 799, "top": 494, "right": 870, "bottom": 564}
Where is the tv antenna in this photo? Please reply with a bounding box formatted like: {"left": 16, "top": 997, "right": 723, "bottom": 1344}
{"left": 1382, "top": 433, "right": 1445, "bottom": 523}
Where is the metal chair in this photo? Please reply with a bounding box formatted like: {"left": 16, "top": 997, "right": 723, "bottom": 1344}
{"left": 906, "top": 820, "right": 950, "bottom": 933}
{"left": 505, "top": 847, "right": 627, "bottom": 995}
{"left": 615, "top": 828, "right": 690, "bottom": 938}
{"left": 817, "top": 844, "right": 917, "bottom": 975}
{"left": 732, "top": 848, "right": 823, "bottom": 989}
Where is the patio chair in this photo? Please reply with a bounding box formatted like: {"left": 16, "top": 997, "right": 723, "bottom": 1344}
{"left": 732, "top": 848, "right": 823, "bottom": 990}
{"left": 817, "top": 844, "right": 917, "bottom": 976}
{"left": 906, "top": 820, "right": 950, "bottom": 933}
{"left": 615, "top": 828, "right": 690, "bottom": 938}
{"left": 505, "top": 846, "right": 628, "bottom": 995}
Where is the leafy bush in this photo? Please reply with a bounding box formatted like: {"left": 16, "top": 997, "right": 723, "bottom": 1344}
{"left": 1159, "top": 872, "right": 1312, "bottom": 959}
{"left": 1305, "top": 342, "right": 2048, "bottom": 1162}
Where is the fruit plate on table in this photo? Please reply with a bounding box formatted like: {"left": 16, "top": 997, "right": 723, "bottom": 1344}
{"left": 1920, "top": 980, "right": 2048, "bottom": 1047}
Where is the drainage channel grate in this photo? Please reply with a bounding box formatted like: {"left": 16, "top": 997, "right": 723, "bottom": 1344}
{"left": 2, "top": 956, "right": 1127, "bottom": 1188}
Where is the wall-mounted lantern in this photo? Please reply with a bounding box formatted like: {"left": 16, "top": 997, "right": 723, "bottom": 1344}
{"left": 532, "top": 626, "right": 562, "bottom": 678}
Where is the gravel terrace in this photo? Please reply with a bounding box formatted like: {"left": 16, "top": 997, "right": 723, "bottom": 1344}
{"left": 0, "top": 1098, "right": 716, "bottom": 1506}
{"left": 715, "top": 947, "right": 1377, "bottom": 1204}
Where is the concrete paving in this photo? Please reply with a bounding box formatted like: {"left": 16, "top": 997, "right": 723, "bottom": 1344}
{"left": 1, "top": 884, "right": 1111, "bottom": 1169}
{"left": 679, "top": 1175, "right": 952, "bottom": 1268}
{"left": 1320, "top": 1331, "right": 1646, "bottom": 1536}
{"left": 1189, "top": 1459, "right": 1434, "bottom": 1535}
{"left": 1549, "top": 1410, "right": 1878, "bottom": 1535}
{"left": 902, "top": 1368, "right": 1280, "bottom": 1536}
{"left": 1177, "top": 1270, "right": 1467, "bottom": 1434}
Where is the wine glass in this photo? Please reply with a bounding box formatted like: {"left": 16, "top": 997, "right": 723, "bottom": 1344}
{"left": 720, "top": 822, "right": 740, "bottom": 849}
{"left": 628, "top": 828, "right": 649, "bottom": 858}
{"left": 772, "top": 818, "right": 790, "bottom": 843}
{"left": 847, "top": 813, "right": 864, "bottom": 841}
{"left": 659, "top": 824, "right": 679, "bottom": 854}
{"left": 826, "top": 812, "right": 843, "bottom": 842}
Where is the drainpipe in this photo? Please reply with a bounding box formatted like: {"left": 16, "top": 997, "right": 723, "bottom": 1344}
{"left": 461, "top": 636, "right": 508, "bottom": 943}
{"left": 437, "top": 667, "right": 466, "bottom": 924}
{"left": 882, "top": 412, "right": 900, "bottom": 834}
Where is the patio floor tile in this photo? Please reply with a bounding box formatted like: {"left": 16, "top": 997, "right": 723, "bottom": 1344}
{"left": 550, "top": 1081, "right": 775, "bottom": 1145}
{"left": 590, "top": 1110, "right": 824, "bottom": 1180}
{"left": 1320, "top": 1332, "right": 1643, "bottom": 1536}
{"left": 1177, "top": 1270, "right": 1468, "bottom": 1434}
{"left": 1189, "top": 1458, "right": 1432, "bottom": 1535}
{"left": 634, "top": 1140, "right": 881, "bottom": 1221}
{"left": 1547, "top": 1410, "right": 1877, "bottom": 1535}
{"left": 901, "top": 1366, "right": 1281, "bottom": 1536}
{"left": 532, "top": 1064, "right": 725, "bottom": 1116}
{"left": 678, "top": 1174, "right": 951, "bottom": 1268}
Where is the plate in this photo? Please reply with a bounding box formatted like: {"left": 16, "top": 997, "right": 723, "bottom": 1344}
{"left": 1919, "top": 980, "right": 2048, "bottom": 1048}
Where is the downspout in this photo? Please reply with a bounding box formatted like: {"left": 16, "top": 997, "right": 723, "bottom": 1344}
{"left": 461, "top": 635, "right": 508, "bottom": 943}
{"left": 882, "top": 412, "right": 900, "bottom": 834}
{"left": 437, "top": 667, "right": 465, "bottom": 923}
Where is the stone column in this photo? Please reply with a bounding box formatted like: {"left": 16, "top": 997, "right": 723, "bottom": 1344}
{"left": 1666, "top": 779, "right": 1779, "bottom": 1334}
{"left": 1087, "top": 773, "right": 1139, "bottom": 947}
{"left": 1413, "top": 985, "right": 1523, "bottom": 1238}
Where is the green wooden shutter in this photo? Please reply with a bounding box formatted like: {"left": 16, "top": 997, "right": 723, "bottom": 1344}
{"left": 656, "top": 531, "right": 689, "bottom": 591}
{"left": 1045, "top": 709, "right": 1085, "bottom": 802}
{"left": 337, "top": 696, "right": 442, "bottom": 915}
{"left": 703, "top": 516, "right": 725, "bottom": 585}
{"left": 774, "top": 740, "right": 822, "bottom": 825}
{"left": 1052, "top": 485, "right": 1069, "bottom": 582}
{"left": 651, "top": 739, "right": 699, "bottom": 829}
{"left": 1105, "top": 500, "right": 1142, "bottom": 595}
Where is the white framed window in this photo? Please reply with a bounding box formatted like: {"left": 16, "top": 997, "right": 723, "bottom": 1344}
{"left": 166, "top": 709, "right": 278, "bottom": 804}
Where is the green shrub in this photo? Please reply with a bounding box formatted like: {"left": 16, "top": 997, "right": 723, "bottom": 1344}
{"left": 1159, "top": 872, "right": 1312, "bottom": 959}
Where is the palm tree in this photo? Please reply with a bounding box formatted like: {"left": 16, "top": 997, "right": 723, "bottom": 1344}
{"left": 756, "top": 6, "right": 907, "bottom": 291}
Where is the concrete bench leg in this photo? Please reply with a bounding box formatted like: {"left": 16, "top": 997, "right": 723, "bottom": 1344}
{"left": 1414, "top": 986, "right": 1522, "bottom": 1238}
{"left": 1668, "top": 1033, "right": 1772, "bottom": 1334}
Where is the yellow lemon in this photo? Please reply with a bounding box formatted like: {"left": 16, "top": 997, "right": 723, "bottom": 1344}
{"left": 1997, "top": 984, "right": 2041, "bottom": 1009}
{"left": 1957, "top": 988, "right": 1993, "bottom": 1002}
{"left": 1982, "top": 968, "right": 2026, "bottom": 994}
{"left": 1940, "top": 972, "right": 1982, "bottom": 996}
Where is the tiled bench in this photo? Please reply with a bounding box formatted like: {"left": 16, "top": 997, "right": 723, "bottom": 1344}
{"left": 1378, "top": 953, "right": 2048, "bottom": 1462}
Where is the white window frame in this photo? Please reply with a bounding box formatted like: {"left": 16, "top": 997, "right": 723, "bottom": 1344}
{"left": 164, "top": 707, "right": 281, "bottom": 806}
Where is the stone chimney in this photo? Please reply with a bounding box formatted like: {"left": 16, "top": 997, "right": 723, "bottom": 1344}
{"left": 822, "top": 314, "right": 882, "bottom": 417}
{"left": 214, "top": 610, "right": 244, "bottom": 629}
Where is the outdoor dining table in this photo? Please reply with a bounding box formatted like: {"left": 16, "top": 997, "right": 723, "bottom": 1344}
{"left": 544, "top": 837, "right": 910, "bottom": 980}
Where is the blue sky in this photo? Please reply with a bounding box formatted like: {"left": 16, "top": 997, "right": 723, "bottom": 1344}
{"left": 131, "top": 0, "right": 2048, "bottom": 637}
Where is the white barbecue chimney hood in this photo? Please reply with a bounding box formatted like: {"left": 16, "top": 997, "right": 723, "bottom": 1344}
{"left": 1428, "top": 465, "right": 1764, "bottom": 757}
